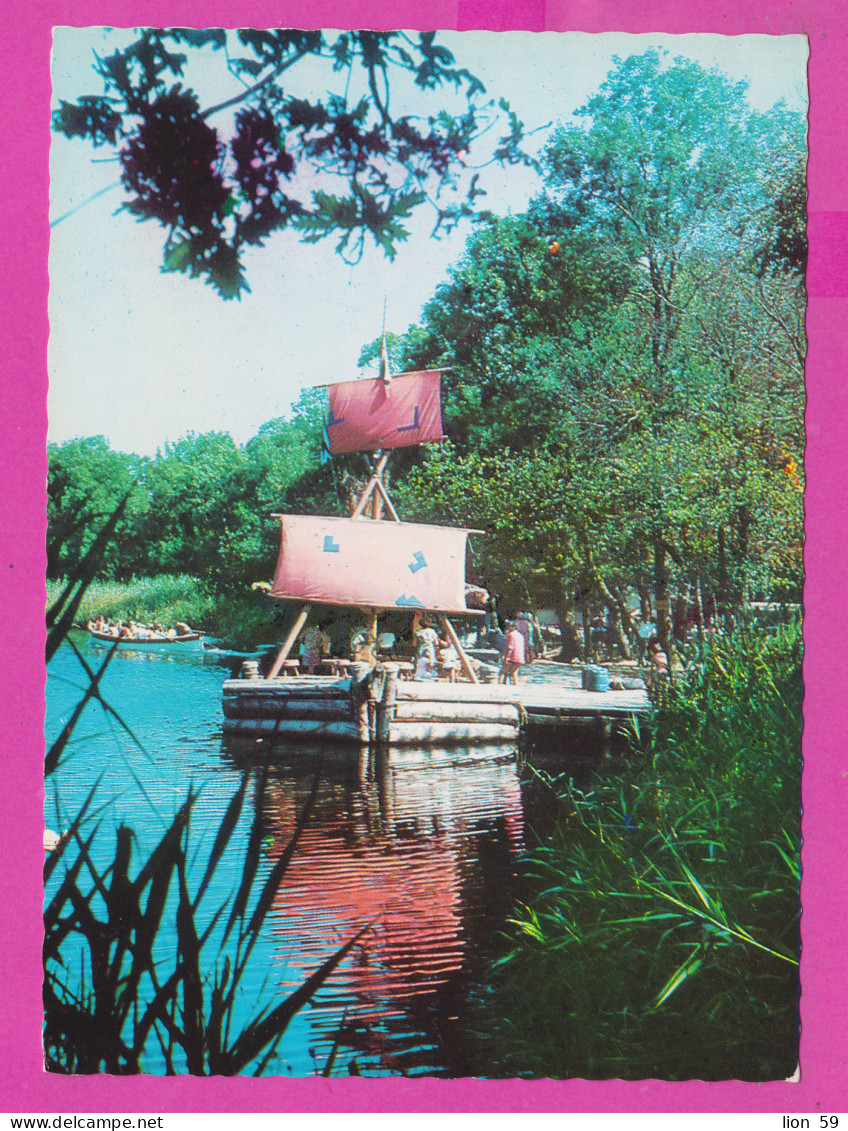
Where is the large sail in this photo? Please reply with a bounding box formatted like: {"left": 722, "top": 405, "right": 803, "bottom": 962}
{"left": 270, "top": 515, "right": 475, "bottom": 613}
{"left": 326, "top": 370, "right": 444, "bottom": 454}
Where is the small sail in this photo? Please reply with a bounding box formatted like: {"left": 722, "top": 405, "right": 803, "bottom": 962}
{"left": 326, "top": 370, "right": 444, "bottom": 454}
{"left": 270, "top": 515, "right": 474, "bottom": 613}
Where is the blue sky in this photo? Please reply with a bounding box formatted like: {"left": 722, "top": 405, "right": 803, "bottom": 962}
{"left": 48, "top": 29, "right": 807, "bottom": 456}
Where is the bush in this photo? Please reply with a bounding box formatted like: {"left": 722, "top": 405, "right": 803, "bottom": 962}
{"left": 46, "top": 574, "right": 288, "bottom": 650}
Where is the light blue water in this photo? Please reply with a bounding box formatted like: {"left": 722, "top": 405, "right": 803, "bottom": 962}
{"left": 45, "top": 635, "right": 531, "bottom": 1077}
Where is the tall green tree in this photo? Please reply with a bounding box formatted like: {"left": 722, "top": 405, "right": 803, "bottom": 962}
{"left": 381, "top": 52, "right": 804, "bottom": 649}
{"left": 47, "top": 437, "right": 148, "bottom": 579}
{"left": 540, "top": 50, "right": 806, "bottom": 642}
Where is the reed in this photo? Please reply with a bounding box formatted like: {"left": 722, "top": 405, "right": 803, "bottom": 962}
{"left": 44, "top": 770, "right": 361, "bottom": 1075}
{"left": 47, "top": 574, "right": 216, "bottom": 629}
{"left": 468, "top": 624, "right": 801, "bottom": 1080}
{"left": 47, "top": 575, "right": 282, "bottom": 650}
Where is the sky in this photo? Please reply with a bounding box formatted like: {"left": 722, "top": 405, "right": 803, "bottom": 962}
{"left": 48, "top": 29, "right": 808, "bottom": 457}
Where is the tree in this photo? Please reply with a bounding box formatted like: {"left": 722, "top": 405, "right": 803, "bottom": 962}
{"left": 47, "top": 437, "right": 148, "bottom": 579}
{"left": 541, "top": 50, "right": 806, "bottom": 644}
{"left": 53, "top": 28, "right": 536, "bottom": 298}
{"left": 376, "top": 53, "right": 805, "bottom": 656}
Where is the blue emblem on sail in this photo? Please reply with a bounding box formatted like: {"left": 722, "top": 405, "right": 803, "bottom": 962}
{"left": 323, "top": 536, "right": 340, "bottom": 553}
{"left": 409, "top": 551, "right": 427, "bottom": 573}
{"left": 326, "top": 408, "right": 346, "bottom": 428}
{"left": 397, "top": 405, "right": 421, "bottom": 433}
{"left": 396, "top": 594, "right": 425, "bottom": 607}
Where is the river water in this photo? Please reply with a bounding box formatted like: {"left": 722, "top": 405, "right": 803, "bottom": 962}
{"left": 45, "top": 636, "right": 596, "bottom": 1077}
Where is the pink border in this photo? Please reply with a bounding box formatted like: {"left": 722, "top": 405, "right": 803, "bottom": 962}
{"left": 6, "top": 0, "right": 842, "bottom": 1114}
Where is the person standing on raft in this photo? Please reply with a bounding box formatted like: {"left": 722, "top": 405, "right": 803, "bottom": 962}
{"left": 499, "top": 620, "right": 526, "bottom": 684}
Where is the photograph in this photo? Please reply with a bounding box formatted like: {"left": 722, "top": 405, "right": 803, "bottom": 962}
{"left": 1, "top": 0, "right": 846, "bottom": 1119}
{"left": 43, "top": 25, "right": 805, "bottom": 1081}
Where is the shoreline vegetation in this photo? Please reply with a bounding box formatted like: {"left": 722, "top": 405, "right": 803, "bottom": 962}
{"left": 466, "top": 622, "right": 802, "bottom": 1081}
{"left": 45, "top": 42, "right": 804, "bottom": 1076}
{"left": 46, "top": 575, "right": 282, "bottom": 652}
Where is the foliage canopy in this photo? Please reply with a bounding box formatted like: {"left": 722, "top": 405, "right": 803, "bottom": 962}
{"left": 53, "top": 28, "right": 535, "bottom": 297}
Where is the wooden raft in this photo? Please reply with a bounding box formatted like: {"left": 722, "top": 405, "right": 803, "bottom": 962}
{"left": 222, "top": 662, "right": 649, "bottom": 747}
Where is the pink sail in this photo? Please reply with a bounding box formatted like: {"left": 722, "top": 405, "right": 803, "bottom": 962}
{"left": 270, "top": 515, "right": 473, "bottom": 613}
{"left": 326, "top": 370, "right": 444, "bottom": 454}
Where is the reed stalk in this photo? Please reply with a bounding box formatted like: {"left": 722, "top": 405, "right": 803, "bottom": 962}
{"left": 469, "top": 624, "right": 802, "bottom": 1080}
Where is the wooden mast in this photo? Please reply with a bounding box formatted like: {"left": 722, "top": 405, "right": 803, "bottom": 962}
{"left": 266, "top": 312, "right": 478, "bottom": 683}
{"left": 267, "top": 603, "right": 311, "bottom": 678}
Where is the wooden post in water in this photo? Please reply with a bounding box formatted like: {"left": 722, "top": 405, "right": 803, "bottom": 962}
{"left": 350, "top": 660, "right": 373, "bottom": 744}
{"left": 376, "top": 663, "right": 399, "bottom": 745}
{"left": 438, "top": 613, "right": 479, "bottom": 684}
{"left": 267, "top": 603, "right": 311, "bottom": 679}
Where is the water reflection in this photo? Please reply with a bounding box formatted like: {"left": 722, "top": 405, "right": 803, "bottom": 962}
{"left": 224, "top": 740, "right": 524, "bottom": 1076}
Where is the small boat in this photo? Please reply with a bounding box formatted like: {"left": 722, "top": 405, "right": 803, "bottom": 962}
{"left": 88, "top": 629, "right": 205, "bottom": 653}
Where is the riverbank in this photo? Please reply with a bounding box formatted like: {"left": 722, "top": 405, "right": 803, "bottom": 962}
{"left": 47, "top": 574, "right": 282, "bottom": 651}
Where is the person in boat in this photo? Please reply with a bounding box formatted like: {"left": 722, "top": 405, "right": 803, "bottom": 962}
{"left": 414, "top": 615, "right": 441, "bottom": 679}
{"left": 174, "top": 621, "right": 193, "bottom": 637}
{"left": 499, "top": 619, "right": 526, "bottom": 684}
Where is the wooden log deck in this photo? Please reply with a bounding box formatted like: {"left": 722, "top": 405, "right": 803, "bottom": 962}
{"left": 222, "top": 660, "right": 650, "bottom": 746}
{"left": 515, "top": 681, "right": 649, "bottom": 724}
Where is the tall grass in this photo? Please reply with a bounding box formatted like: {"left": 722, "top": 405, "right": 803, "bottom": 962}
{"left": 47, "top": 575, "right": 215, "bottom": 630}
{"left": 468, "top": 624, "right": 801, "bottom": 1080}
{"left": 44, "top": 771, "right": 362, "bottom": 1075}
{"left": 47, "top": 574, "right": 285, "bottom": 650}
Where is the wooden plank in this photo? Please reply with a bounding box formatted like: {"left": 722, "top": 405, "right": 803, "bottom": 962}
{"left": 222, "top": 717, "right": 363, "bottom": 741}
{"left": 223, "top": 677, "right": 349, "bottom": 696}
{"left": 350, "top": 452, "right": 390, "bottom": 518}
{"left": 394, "top": 681, "right": 521, "bottom": 704}
{"left": 222, "top": 699, "right": 352, "bottom": 720}
{"left": 387, "top": 721, "right": 520, "bottom": 744}
{"left": 393, "top": 700, "right": 520, "bottom": 724}
{"left": 375, "top": 477, "right": 400, "bottom": 521}
{"left": 266, "top": 603, "right": 311, "bottom": 678}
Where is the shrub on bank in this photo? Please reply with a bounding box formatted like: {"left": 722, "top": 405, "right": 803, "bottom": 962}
{"left": 47, "top": 575, "right": 215, "bottom": 629}
{"left": 468, "top": 624, "right": 802, "bottom": 1080}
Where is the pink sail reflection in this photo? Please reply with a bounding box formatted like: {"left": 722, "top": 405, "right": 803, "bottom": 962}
{"left": 262, "top": 755, "right": 524, "bottom": 1057}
